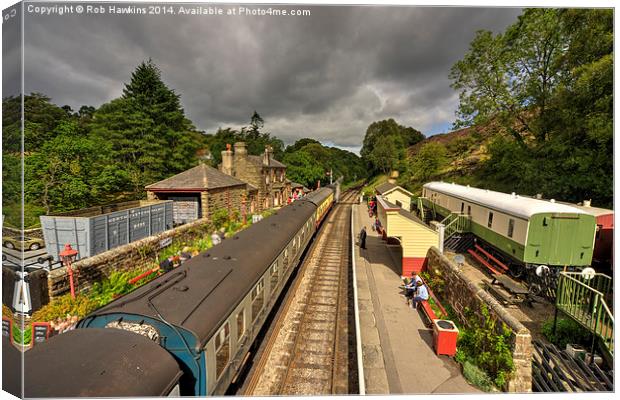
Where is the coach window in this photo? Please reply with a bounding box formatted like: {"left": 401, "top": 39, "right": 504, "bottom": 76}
{"left": 251, "top": 279, "right": 265, "bottom": 322}
{"left": 215, "top": 322, "right": 230, "bottom": 378}
{"left": 507, "top": 219, "right": 515, "bottom": 238}
{"left": 270, "top": 262, "right": 279, "bottom": 293}
{"left": 487, "top": 212, "right": 494, "bottom": 228}
{"left": 467, "top": 205, "right": 471, "bottom": 215}
{"left": 236, "top": 309, "right": 245, "bottom": 342}
{"left": 460, "top": 202, "right": 464, "bottom": 213}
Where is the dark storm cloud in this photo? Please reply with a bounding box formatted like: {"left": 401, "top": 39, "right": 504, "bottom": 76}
{"left": 20, "top": 3, "right": 522, "bottom": 149}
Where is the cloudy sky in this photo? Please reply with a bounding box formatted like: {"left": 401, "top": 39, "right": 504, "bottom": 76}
{"left": 5, "top": 2, "right": 522, "bottom": 153}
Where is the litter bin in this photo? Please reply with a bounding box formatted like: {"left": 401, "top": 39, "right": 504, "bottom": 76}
{"left": 433, "top": 319, "right": 459, "bottom": 356}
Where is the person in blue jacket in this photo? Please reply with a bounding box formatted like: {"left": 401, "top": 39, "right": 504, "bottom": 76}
{"left": 412, "top": 280, "right": 429, "bottom": 309}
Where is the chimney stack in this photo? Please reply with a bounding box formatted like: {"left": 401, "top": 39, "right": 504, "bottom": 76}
{"left": 234, "top": 142, "right": 247, "bottom": 160}
{"left": 221, "top": 143, "right": 234, "bottom": 176}
{"left": 583, "top": 199, "right": 592, "bottom": 207}
{"left": 263, "top": 145, "right": 272, "bottom": 166}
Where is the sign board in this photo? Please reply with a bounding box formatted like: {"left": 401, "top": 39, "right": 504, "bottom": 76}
{"left": 159, "top": 237, "right": 173, "bottom": 249}
{"left": 2, "top": 317, "right": 12, "bottom": 343}
{"left": 31, "top": 322, "right": 51, "bottom": 347}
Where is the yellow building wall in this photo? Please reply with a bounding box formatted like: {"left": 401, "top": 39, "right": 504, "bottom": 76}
{"left": 386, "top": 212, "right": 439, "bottom": 258}
{"left": 384, "top": 189, "right": 413, "bottom": 212}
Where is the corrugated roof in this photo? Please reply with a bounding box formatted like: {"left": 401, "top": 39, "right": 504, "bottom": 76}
{"left": 424, "top": 182, "right": 589, "bottom": 219}
{"left": 375, "top": 182, "right": 398, "bottom": 195}
{"left": 247, "top": 155, "right": 287, "bottom": 168}
{"left": 145, "top": 164, "right": 247, "bottom": 190}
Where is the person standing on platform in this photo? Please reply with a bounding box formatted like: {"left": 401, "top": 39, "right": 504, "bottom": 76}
{"left": 359, "top": 226, "right": 367, "bottom": 249}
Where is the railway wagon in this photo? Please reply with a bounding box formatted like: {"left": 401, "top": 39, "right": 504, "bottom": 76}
{"left": 421, "top": 182, "right": 597, "bottom": 275}
{"left": 568, "top": 203, "right": 613, "bottom": 268}
{"left": 72, "top": 188, "right": 336, "bottom": 396}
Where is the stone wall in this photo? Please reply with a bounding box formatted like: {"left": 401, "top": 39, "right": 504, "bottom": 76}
{"left": 204, "top": 185, "right": 247, "bottom": 220}
{"left": 47, "top": 218, "right": 214, "bottom": 299}
{"left": 2, "top": 226, "right": 43, "bottom": 239}
{"left": 426, "top": 247, "right": 532, "bottom": 393}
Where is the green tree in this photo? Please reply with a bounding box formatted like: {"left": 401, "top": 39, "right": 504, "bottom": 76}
{"left": 361, "top": 119, "right": 424, "bottom": 174}
{"left": 410, "top": 142, "right": 447, "bottom": 182}
{"left": 90, "top": 60, "right": 202, "bottom": 192}
{"left": 282, "top": 150, "right": 325, "bottom": 189}
{"left": 452, "top": 9, "right": 613, "bottom": 207}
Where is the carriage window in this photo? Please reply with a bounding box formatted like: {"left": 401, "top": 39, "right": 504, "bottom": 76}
{"left": 251, "top": 279, "right": 265, "bottom": 322}
{"left": 467, "top": 205, "right": 471, "bottom": 215}
{"left": 507, "top": 219, "right": 515, "bottom": 238}
{"left": 215, "top": 322, "right": 230, "bottom": 378}
{"left": 270, "top": 262, "right": 279, "bottom": 292}
{"left": 487, "top": 212, "right": 494, "bottom": 228}
{"left": 460, "top": 203, "right": 464, "bottom": 213}
{"left": 543, "top": 217, "right": 548, "bottom": 227}
{"left": 236, "top": 310, "right": 245, "bottom": 342}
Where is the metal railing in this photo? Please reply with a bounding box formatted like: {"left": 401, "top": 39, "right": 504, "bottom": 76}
{"left": 556, "top": 272, "right": 614, "bottom": 356}
{"left": 442, "top": 212, "right": 471, "bottom": 240}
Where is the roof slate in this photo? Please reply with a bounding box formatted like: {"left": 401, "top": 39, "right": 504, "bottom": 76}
{"left": 145, "top": 164, "right": 247, "bottom": 191}
{"left": 247, "top": 155, "right": 287, "bottom": 168}
{"left": 376, "top": 182, "right": 398, "bottom": 195}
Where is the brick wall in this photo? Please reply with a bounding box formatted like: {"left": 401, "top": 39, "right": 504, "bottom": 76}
{"left": 426, "top": 247, "right": 532, "bottom": 392}
{"left": 47, "top": 218, "right": 214, "bottom": 299}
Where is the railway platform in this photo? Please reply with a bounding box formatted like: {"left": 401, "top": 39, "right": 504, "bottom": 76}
{"left": 352, "top": 203, "right": 480, "bottom": 394}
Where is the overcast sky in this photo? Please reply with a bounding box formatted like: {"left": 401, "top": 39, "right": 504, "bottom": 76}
{"left": 5, "top": 2, "right": 522, "bottom": 153}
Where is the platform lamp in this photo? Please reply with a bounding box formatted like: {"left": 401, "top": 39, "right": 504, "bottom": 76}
{"left": 59, "top": 244, "right": 79, "bottom": 299}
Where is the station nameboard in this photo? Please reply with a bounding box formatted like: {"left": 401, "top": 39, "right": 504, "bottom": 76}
{"left": 2, "top": 317, "right": 12, "bottom": 343}
{"left": 31, "top": 322, "right": 51, "bottom": 347}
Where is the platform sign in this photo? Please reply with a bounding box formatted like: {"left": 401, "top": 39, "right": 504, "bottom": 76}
{"left": 2, "top": 317, "right": 12, "bottom": 343}
{"left": 31, "top": 322, "right": 51, "bottom": 347}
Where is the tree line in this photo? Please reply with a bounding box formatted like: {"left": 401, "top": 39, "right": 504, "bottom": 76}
{"left": 2, "top": 60, "right": 368, "bottom": 226}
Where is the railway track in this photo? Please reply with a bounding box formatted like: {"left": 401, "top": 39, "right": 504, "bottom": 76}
{"left": 244, "top": 190, "right": 359, "bottom": 395}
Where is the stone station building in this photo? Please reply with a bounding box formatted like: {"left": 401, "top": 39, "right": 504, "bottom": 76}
{"left": 220, "top": 142, "right": 291, "bottom": 211}
{"left": 146, "top": 163, "right": 257, "bottom": 224}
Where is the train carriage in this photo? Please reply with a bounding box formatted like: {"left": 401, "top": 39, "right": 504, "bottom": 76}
{"left": 305, "top": 187, "right": 335, "bottom": 227}
{"left": 76, "top": 194, "right": 332, "bottom": 395}
{"left": 421, "top": 182, "right": 597, "bottom": 273}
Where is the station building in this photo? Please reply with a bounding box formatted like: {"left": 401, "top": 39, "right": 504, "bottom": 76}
{"left": 146, "top": 163, "right": 258, "bottom": 224}
{"left": 375, "top": 184, "right": 440, "bottom": 275}
{"left": 220, "top": 142, "right": 291, "bottom": 211}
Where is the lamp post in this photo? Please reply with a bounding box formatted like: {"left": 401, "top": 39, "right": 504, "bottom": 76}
{"left": 59, "top": 244, "right": 79, "bottom": 299}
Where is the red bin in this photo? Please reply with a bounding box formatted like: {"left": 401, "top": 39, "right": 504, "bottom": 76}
{"left": 433, "top": 319, "right": 459, "bottom": 356}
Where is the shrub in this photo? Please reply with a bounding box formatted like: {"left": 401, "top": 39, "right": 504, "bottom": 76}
{"left": 462, "top": 360, "right": 494, "bottom": 392}
{"left": 541, "top": 317, "right": 590, "bottom": 350}
{"left": 31, "top": 293, "right": 99, "bottom": 322}
{"left": 457, "top": 305, "right": 514, "bottom": 388}
{"left": 212, "top": 208, "right": 229, "bottom": 229}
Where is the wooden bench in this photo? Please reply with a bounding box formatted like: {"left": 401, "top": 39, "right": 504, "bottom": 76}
{"left": 474, "top": 244, "right": 510, "bottom": 273}
{"left": 467, "top": 249, "right": 502, "bottom": 275}
{"left": 420, "top": 300, "right": 438, "bottom": 325}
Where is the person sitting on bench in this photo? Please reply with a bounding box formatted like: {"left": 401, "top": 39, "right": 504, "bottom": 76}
{"left": 403, "top": 271, "right": 422, "bottom": 301}
{"left": 412, "top": 280, "right": 429, "bottom": 309}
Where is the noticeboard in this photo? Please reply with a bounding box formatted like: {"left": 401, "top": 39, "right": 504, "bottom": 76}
{"left": 2, "top": 317, "right": 12, "bottom": 343}
{"left": 31, "top": 322, "right": 51, "bottom": 347}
